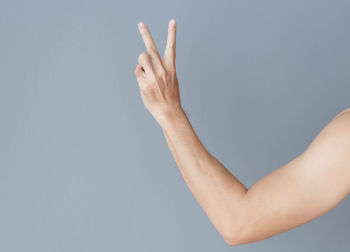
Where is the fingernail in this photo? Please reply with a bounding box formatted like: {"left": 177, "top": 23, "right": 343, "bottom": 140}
{"left": 138, "top": 22, "right": 146, "bottom": 29}
{"left": 170, "top": 19, "right": 176, "bottom": 27}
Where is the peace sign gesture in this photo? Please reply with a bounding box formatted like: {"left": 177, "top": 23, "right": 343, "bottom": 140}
{"left": 134, "top": 19, "right": 183, "bottom": 126}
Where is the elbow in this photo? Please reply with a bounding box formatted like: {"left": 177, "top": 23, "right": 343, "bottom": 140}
{"left": 222, "top": 223, "right": 264, "bottom": 246}
{"left": 219, "top": 201, "right": 254, "bottom": 246}
{"left": 222, "top": 230, "right": 247, "bottom": 247}
{"left": 221, "top": 222, "right": 247, "bottom": 246}
{"left": 220, "top": 217, "right": 251, "bottom": 246}
{"left": 224, "top": 237, "right": 241, "bottom": 247}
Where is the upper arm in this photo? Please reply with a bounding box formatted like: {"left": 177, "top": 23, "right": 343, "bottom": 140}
{"left": 231, "top": 108, "right": 350, "bottom": 245}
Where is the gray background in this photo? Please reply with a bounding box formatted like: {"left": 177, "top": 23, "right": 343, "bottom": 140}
{"left": 0, "top": 0, "right": 349, "bottom": 251}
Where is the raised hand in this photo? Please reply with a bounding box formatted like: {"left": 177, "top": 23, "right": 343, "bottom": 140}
{"left": 134, "top": 19, "right": 183, "bottom": 125}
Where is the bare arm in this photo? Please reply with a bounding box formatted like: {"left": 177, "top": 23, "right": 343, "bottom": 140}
{"left": 230, "top": 108, "right": 350, "bottom": 245}
{"left": 133, "top": 20, "right": 350, "bottom": 246}
{"left": 159, "top": 106, "right": 350, "bottom": 245}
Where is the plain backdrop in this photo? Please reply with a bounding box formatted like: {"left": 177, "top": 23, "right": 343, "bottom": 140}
{"left": 0, "top": 0, "right": 349, "bottom": 251}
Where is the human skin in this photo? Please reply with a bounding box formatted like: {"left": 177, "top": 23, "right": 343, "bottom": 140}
{"left": 133, "top": 19, "right": 350, "bottom": 246}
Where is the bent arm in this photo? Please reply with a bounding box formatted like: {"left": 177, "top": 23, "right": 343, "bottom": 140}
{"left": 159, "top": 107, "right": 350, "bottom": 246}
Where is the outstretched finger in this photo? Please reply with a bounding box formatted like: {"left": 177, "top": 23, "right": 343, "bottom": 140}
{"left": 163, "top": 19, "right": 177, "bottom": 69}
{"left": 137, "top": 22, "right": 163, "bottom": 68}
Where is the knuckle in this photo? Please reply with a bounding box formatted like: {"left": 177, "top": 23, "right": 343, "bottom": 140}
{"left": 156, "top": 70, "right": 167, "bottom": 81}
{"left": 169, "top": 65, "right": 176, "bottom": 74}
{"left": 134, "top": 69, "right": 141, "bottom": 77}
{"left": 169, "top": 42, "right": 176, "bottom": 50}
{"left": 137, "top": 52, "right": 148, "bottom": 63}
{"left": 149, "top": 45, "right": 158, "bottom": 54}
{"left": 165, "top": 66, "right": 175, "bottom": 78}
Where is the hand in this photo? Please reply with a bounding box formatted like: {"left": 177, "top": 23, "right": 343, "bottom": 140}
{"left": 134, "top": 19, "right": 183, "bottom": 125}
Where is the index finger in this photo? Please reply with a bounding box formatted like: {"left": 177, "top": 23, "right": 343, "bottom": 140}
{"left": 137, "top": 22, "right": 162, "bottom": 64}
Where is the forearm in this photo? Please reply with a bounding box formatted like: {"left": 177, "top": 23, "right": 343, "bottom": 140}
{"left": 135, "top": 20, "right": 249, "bottom": 244}
{"left": 159, "top": 108, "right": 248, "bottom": 240}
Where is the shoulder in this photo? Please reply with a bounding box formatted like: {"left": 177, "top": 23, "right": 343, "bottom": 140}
{"left": 301, "top": 107, "right": 350, "bottom": 195}
{"left": 329, "top": 107, "right": 350, "bottom": 126}
{"left": 305, "top": 107, "right": 350, "bottom": 150}
{"left": 323, "top": 107, "right": 350, "bottom": 141}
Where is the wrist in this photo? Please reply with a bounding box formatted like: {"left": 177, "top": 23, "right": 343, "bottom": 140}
{"left": 157, "top": 107, "right": 188, "bottom": 130}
